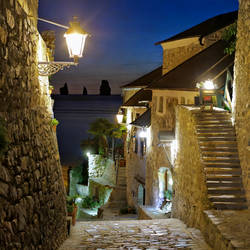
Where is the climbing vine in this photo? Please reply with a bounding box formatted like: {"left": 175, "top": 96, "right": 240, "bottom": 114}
{"left": 222, "top": 21, "right": 237, "bottom": 55}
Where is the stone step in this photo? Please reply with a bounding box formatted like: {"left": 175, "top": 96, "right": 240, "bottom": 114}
{"left": 199, "top": 141, "right": 237, "bottom": 147}
{"left": 198, "top": 137, "right": 236, "bottom": 141}
{"left": 197, "top": 128, "right": 235, "bottom": 133}
{"left": 209, "top": 196, "right": 246, "bottom": 203}
{"left": 203, "top": 161, "right": 240, "bottom": 166}
{"left": 206, "top": 176, "right": 242, "bottom": 182}
{"left": 207, "top": 189, "right": 245, "bottom": 195}
{"left": 195, "top": 116, "right": 231, "bottom": 120}
{"left": 206, "top": 169, "right": 242, "bottom": 175}
{"left": 212, "top": 202, "right": 248, "bottom": 210}
{"left": 203, "top": 156, "right": 239, "bottom": 161}
{"left": 207, "top": 182, "right": 243, "bottom": 188}
{"left": 197, "top": 132, "right": 236, "bottom": 137}
{"left": 197, "top": 124, "right": 233, "bottom": 129}
{"left": 202, "top": 151, "right": 238, "bottom": 157}
{"left": 204, "top": 163, "right": 241, "bottom": 168}
{"left": 200, "top": 146, "right": 238, "bottom": 152}
{"left": 197, "top": 121, "right": 232, "bottom": 125}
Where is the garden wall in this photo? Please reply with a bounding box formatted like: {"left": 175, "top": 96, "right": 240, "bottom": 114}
{"left": 0, "top": 0, "right": 67, "bottom": 249}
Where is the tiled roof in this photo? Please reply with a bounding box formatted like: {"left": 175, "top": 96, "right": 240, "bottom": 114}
{"left": 130, "top": 108, "right": 151, "bottom": 128}
{"left": 148, "top": 40, "right": 234, "bottom": 90}
{"left": 122, "top": 89, "right": 152, "bottom": 107}
{"left": 155, "top": 11, "right": 237, "bottom": 45}
{"left": 121, "top": 66, "right": 162, "bottom": 89}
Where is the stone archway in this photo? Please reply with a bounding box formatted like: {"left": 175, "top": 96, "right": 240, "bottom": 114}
{"left": 138, "top": 184, "right": 145, "bottom": 205}
{"left": 158, "top": 167, "right": 173, "bottom": 208}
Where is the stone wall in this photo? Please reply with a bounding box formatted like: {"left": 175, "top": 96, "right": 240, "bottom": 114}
{"left": 0, "top": 1, "right": 67, "bottom": 249}
{"left": 233, "top": 0, "right": 250, "bottom": 205}
{"left": 145, "top": 90, "right": 197, "bottom": 206}
{"left": 171, "top": 106, "right": 210, "bottom": 227}
{"left": 126, "top": 126, "right": 146, "bottom": 208}
{"left": 162, "top": 28, "right": 227, "bottom": 75}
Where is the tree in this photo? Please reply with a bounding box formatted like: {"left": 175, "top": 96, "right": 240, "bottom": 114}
{"left": 99, "top": 80, "right": 111, "bottom": 96}
{"left": 222, "top": 22, "right": 237, "bottom": 55}
{"left": 60, "top": 83, "right": 69, "bottom": 95}
{"left": 88, "top": 118, "right": 113, "bottom": 156}
{"left": 83, "top": 86, "right": 88, "bottom": 95}
{"left": 86, "top": 118, "right": 126, "bottom": 159}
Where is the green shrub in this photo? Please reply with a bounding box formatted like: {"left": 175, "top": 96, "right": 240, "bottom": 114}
{"left": 51, "top": 118, "right": 59, "bottom": 126}
{"left": 81, "top": 196, "right": 99, "bottom": 209}
{"left": 67, "top": 203, "right": 73, "bottom": 213}
{"left": 164, "top": 190, "right": 172, "bottom": 201}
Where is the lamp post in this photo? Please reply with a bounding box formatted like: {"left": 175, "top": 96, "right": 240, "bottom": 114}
{"left": 38, "top": 17, "right": 89, "bottom": 76}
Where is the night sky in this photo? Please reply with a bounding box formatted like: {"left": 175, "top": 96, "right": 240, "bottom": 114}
{"left": 38, "top": 0, "right": 238, "bottom": 94}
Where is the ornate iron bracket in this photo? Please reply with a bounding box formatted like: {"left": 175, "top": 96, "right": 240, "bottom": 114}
{"left": 38, "top": 61, "right": 78, "bottom": 76}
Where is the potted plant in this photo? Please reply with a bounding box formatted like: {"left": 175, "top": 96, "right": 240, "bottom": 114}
{"left": 49, "top": 85, "right": 54, "bottom": 95}
{"left": 51, "top": 118, "right": 59, "bottom": 132}
{"left": 66, "top": 196, "right": 78, "bottom": 226}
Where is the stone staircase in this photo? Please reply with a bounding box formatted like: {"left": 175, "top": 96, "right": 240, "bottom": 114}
{"left": 102, "top": 164, "right": 127, "bottom": 210}
{"left": 194, "top": 110, "right": 248, "bottom": 210}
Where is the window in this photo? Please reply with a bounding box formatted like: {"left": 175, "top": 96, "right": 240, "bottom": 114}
{"left": 133, "top": 137, "right": 138, "bottom": 153}
{"left": 140, "top": 138, "right": 146, "bottom": 156}
{"left": 158, "top": 96, "right": 163, "bottom": 113}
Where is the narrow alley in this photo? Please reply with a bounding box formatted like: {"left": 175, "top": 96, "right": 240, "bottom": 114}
{"left": 59, "top": 219, "right": 210, "bottom": 250}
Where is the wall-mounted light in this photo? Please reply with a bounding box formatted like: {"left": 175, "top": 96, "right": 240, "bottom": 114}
{"left": 116, "top": 110, "right": 124, "bottom": 124}
{"left": 38, "top": 17, "right": 89, "bottom": 76}
{"left": 196, "top": 79, "right": 215, "bottom": 90}
{"left": 139, "top": 129, "right": 147, "bottom": 138}
{"left": 203, "top": 80, "right": 215, "bottom": 90}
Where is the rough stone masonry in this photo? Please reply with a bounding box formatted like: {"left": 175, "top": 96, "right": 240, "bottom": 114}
{"left": 0, "top": 0, "right": 67, "bottom": 249}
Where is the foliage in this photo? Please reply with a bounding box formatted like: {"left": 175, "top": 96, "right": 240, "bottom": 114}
{"left": 71, "top": 165, "right": 84, "bottom": 184}
{"left": 222, "top": 22, "right": 237, "bottom": 55}
{"left": 67, "top": 203, "right": 74, "bottom": 213}
{"left": 88, "top": 118, "right": 113, "bottom": 156}
{"left": 0, "top": 118, "right": 8, "bottom": 156}
{"left": 49, "top": 85, "right": 54, "bottom": 90}
{"left": 66, "top": 195, "right": 78, "bottom": 213}
{"left": 80, "top": 137, "right": 99, "bottom": 155}
{"left": 51, "top": 118, "right": 59, "bottom": 126}
{"left": 164, "top": 190, "right": 173, "bottom": 201}
{"left": 81, "top": 196, "right": 99, "bottom": 209}
{"left": 86, "top": 118, "right": 126, "bottom": 157}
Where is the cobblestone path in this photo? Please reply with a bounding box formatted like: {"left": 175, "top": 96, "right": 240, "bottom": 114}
{"left": 59, "top": 219, "right": 211, "bottom": 250}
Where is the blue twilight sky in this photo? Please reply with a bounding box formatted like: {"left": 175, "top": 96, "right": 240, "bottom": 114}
{"left": 38, "top": 0, "right": 238, "bottom": 94}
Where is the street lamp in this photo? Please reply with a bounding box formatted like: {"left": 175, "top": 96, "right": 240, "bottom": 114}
{"left": 38, "top": 17, "right": 89, "bottom": 76}
{"left": 116, "top": 110, "right": 124, "bottom": 124}
{"left": 64, "top": 17, "right": 88, "bottom": 63}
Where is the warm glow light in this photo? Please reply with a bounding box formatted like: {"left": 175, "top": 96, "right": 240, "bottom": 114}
{"left": 203, "top": 80, "right": 215, "bottom": 90}
{"left": 116, "top": 112, "right": 123, "bottom": 124}
{"left": 168, "top": 178, "right": 173, "bottom": 186}
{"left": 139, "top": 130, "right": 147, "bottom": 138}
{"left": 65, "top": 33, "right": 87, "bottom": 58}
{"left": 64, "top": 17, "right": 88, "bottom": 59}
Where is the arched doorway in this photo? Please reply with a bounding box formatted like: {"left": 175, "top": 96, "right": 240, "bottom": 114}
{"left": 138, "top": 184, "right": 145, "bottom": 205}
{"left": 158, "top": 167, "right": 173, "bottom": 210}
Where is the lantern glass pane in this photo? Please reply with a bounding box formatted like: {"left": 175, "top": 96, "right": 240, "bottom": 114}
{"left": 116, "top": 114, "right": 123, "bottom": 124}
{"left": 65, "top": 33, "right": 87, "bottom": 58}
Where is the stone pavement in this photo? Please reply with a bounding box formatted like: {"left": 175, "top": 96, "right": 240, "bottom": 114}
{"left": 59, "top": 219, "right": 211, "bottom": 250}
